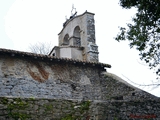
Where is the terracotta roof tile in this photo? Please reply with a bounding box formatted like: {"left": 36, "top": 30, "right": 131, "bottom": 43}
{"left": 0, "top": 48, "right": 111, "bottom": 68}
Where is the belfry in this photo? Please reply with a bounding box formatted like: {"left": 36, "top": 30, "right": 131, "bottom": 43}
{"left": 49, "top": 10, "right": 99, "bottom": 62}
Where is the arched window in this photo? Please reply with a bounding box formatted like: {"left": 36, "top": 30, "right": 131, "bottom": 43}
{"left": 63, "top": 34, "right": 69, "bottom": 45}
{"left": 73, "top": 26, "right": 81, "bottom": 46}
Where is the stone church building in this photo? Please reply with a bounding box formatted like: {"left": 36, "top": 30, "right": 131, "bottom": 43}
{"left": 0, "top": 11, "right": 160, "bottom": 120}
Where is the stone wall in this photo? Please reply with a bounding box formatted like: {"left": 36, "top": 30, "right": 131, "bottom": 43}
{"left": 0, "top": 52, "right": 160, "bottom": 119}
{"left": 0, "top": 97, "right": 160, "bottom": 120}
{"left": 97, "top": 99, "right": 160, "bottom": 120}
{"left": 0, "top": 97, "right": 91, "bottom": 120}
{"left": 0, "top": 54, "right": 156, "bottom": 101}
{"left": 0, "top": 55, "right": 102, "bottom": 99}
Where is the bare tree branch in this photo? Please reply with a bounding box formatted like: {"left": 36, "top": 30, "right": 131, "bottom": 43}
{"left": 122, "top": 74, "right": 160, "bottom": 88}
{"left": 28, "top": 42, "right": 53, "bottom": 55}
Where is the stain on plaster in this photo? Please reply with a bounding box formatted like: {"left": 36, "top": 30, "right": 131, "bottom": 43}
{"left": 27, "top": 61, "right": 49, "bottom": 82}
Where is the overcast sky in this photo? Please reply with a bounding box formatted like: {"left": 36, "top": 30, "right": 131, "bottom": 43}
{"left": 0, "top": 0, "right": 159, "bottom": 97}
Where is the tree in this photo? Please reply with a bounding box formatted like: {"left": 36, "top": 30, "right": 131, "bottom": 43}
{"left": 116, "top": 0, "right": 160, "bottom": 79}
{"left": 28, "top": 42, "right": 53, "bottom": 55}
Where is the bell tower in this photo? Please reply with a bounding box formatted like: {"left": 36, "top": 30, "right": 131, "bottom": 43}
{"left": 49, "top": 9, "right": 99, "bottom": 62}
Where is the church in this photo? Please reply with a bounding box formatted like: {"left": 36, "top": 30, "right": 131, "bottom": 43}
{"left": 0, "top": 10, "right": 159, "bottom": 120}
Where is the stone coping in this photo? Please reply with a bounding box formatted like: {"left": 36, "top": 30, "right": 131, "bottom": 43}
{"left": 0, "top": 48, "right": 111, "bottom": 68}
{"left": 49, "top": 46, "right": 84, "bottom": 55}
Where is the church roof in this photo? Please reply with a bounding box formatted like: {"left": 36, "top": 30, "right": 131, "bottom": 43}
{"left": 0, "top": 48, "right": 111, "bottom": 68}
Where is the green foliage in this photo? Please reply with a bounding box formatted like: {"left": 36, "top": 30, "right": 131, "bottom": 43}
{"left": 9, "top": 112, "right": 30, "bottom": 120}
{"left": 43, "top": 104, "right": 54, "bottom": 114}
{"left": 1, "top": 98, "right": 90, "bottom": 120}
{"left": 1, "top": 98, "right": 30, "bottom": 120}
{"left": 80, "top": 101, "right": 90, "bottom": 111}
{"left": 44, "top": 104, "right": 53, "bottom": 111}
{"left": 8, "top": 98, "right": 28, "bottom": 109}
{"left": 61, "top": 114, "right": 75, "bottom": 120}
{"left": 114, "top": 117, "right": 118, "bottom": 120}
{"left": 116, "top": 0, "right": 160, "bottom": 79}
{"left": 61, "top": 101, "right": 91, "bottom": 120}
{"left": 1, "top": 97, "right": 8, "bottom": 104}
{"left": 29, "top": 97, "right": 35, "bottom": 100}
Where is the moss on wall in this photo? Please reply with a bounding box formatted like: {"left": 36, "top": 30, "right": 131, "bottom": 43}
{"left": 1, "top": 97, "right": 30, "bottom": 120}
{"left": 0, "top": 97, "right": 160, "bottom": 120}
{"left": 0, "top": 97, "right": 91, "bottom": 120}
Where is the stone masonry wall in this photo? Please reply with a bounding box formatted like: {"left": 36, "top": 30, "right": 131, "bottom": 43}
{"left": 0, "top": 54, "right": 160, "bottom": 119}
{"left": 0, "top": 97, "right": 160, "bottom": 120}
{"left": 0, "top": 56, "right": 156, "bottom": 100}
{"left": 97, "top": 99, "right": 160, "bottom": 120}
{"left": 0, "top": 55, "right": 102, "bottom": 100}
{"left": 0, "top": 55, "right": 157, "bottom": 101}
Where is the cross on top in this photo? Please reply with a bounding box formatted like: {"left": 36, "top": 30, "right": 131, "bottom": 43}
{"left": 71, "top": 4, "right": 77, "bottom": 16}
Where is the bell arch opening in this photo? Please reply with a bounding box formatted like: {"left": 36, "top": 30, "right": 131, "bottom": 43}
{"left": 63, "top": 34, "right": 69, "bottom": 46}
{"left": 73, "top": 26, "right": 81, "bottom": 46}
